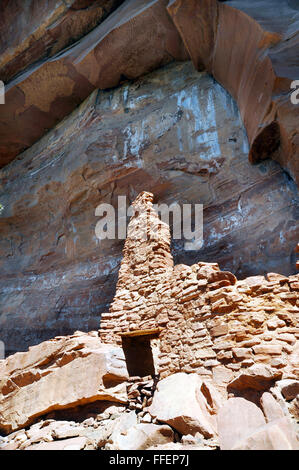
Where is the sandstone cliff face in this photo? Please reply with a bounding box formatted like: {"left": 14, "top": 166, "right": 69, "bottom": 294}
{"left": 0, "top": 0, "right": 124, "bottom": 83}
{"left": 168, "top": 0, "right": 299, "bottom": 184}
{"left": 0, "top": 0, "right": 188, "bottom": 166}
{"left": 0, "top": 62, "right": 297, "bottom": 355}
{"left": 0, "top": 0, "right": 297, "bottom": 184}
{"left": 0, "top": 0, "right": 298, "bottom": 451}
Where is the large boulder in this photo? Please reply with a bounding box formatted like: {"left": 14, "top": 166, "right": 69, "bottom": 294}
{"left": 0, "top": 332, "right": 129, "bottom": 434}
{"left": 149, "top": 373, "right": 217, "bottom": 438}
{"left": 227, "top": 364, "right": 283, "bottom": 391}
{"left": 234, "top": 418, "right": 299, "bottom": 450}
{"left": 104, "top": 410, "right": 138, "bottom": 449}
{"left": 217, "top": 396, "right": 299, "bottom": 450}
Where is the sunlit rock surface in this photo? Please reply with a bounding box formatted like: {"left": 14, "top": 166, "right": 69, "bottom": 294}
{"left": 0, "top": 194, "right": 298, "bottom": 450}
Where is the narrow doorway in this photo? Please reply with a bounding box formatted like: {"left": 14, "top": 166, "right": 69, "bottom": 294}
{"left": 121, "top": 329, "right": 160, "bottom": 377}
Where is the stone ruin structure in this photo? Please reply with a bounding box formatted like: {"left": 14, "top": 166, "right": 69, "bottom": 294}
{"left": 101, "top": 192, "right": 299, "bottom": 385}
{"left": 0, "top": 191, "right": 298, "bottom": 450}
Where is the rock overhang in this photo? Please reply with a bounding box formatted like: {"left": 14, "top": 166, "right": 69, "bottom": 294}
{"left": 0, "top": 0, "right": 298, "bottom": 188}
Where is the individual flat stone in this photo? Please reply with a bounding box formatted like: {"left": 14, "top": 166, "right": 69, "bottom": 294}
{"left": 107, "top": 423, "right": 174, "bottom": 450}
{"left": 24, "top": 436, "right": 87, "bottom": 451}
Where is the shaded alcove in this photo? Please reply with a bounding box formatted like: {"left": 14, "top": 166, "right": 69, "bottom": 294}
{"left": 121, "top": 329, "right": 161, "bottom": 377}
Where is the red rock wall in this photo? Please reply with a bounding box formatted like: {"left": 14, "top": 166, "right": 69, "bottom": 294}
{"left": 168, "top": 0, "right": 299, "bottom": 184}
{"left": 0, "top": 0, "right": 298, "bottom": 185}
{"left": 0, "top": 0, "right": 188, "bottom": 166}
{"left": 0, "top": 0, "right": 125, "bottom": 83}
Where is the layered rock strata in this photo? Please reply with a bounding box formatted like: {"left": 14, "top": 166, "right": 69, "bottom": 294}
{"left": 0, "top": 0, "right": 297, "bottom": 187}
{"left": 1, "top": 61, "right": 297, "bottom": 355}
{"left": 0, "top": 0, "right": 188, "bottom": 165}
{"left": 0, "top": 0, "right": 124, "bottom": 83}
{"left": 0, "top": 331, "right": 129, "bottom": 434}
{"left": 168, "top": 0, "right": 299, "bottom": 184}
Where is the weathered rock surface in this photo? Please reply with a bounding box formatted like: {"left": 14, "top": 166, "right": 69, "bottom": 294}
{"left": 0, "top": 61, "right": 297, "bottom": 355}
{"left": 0, "top": 331, "right": 129, "bottom": 434}
{"left": 104, "top": 410, "right": 138, "bottom": 449}
{"left": 228, "top": 365, "right": 283, "bottom": 391}
{"left": 260, "top": 392, "right": 285, "bottom": 422}
{"left": 277, "top": 380, "right": 299, "bottom": 401}
{"left": 233, "top": 418, "right": 298, "bottom": 450}
{"left": 0, "top": 0, "right": 124, "bottom": 83}
{"left": 25, "top": 436, "right": 88, "bottom": 451}
{"left": 218, "top": 397, "right": 266, "bottom": 450}
{"left": 0, "top": 0, "right": 188, "bottom": 165}
{"left": 168, "top": 0, "right": 299, "bottom": 185}
{"left": 149, "top": 373, "right": 217, "bottom": 438}
{"left": 218, "top": 396, "right": 299, "bottom": 450}
{"left": 107, "top": 423, "right": 174, "bottom": 450}
{"left": 1, "top": 0, "right": 297, "bottom": 186}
